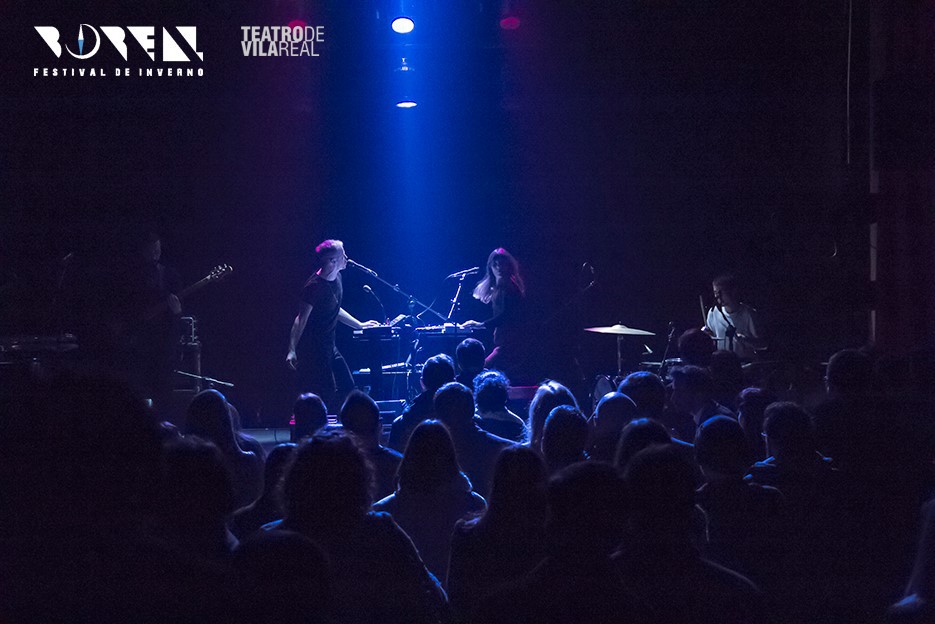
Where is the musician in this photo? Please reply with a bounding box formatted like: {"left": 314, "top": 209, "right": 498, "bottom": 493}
{"left": 460, "top": 248, "right": 528, "bottom": 375}
{"left": 704, "top": 274, "right": 763, "bottom": 360}
{"left": 123, "top": 232, "right": 182, "bottom": 412}
{"left": 286, "top": 239, "right": 380, "bottom": 412}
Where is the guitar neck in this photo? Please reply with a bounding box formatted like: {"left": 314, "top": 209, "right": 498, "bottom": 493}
{"left": 176, "top": 277, "right": 211, "bottom": 302}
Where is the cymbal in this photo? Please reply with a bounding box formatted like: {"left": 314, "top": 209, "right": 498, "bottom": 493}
{"left": 584, "top": 324, "right": 655, "bottom": 336}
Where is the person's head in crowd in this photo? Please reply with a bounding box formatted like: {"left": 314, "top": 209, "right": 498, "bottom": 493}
{"left": 422, "top": 354, "right": 456, "bottom": 393}
{"left": 541, "top": 406, "right": 589, "bottom": 474}
{"left": 158, "top": 436, "right": 235, "bottom": 541}
{"left": 669, "top": 365, "right": 715, "bottom": 416}
{"left": 625, "top": 444, "right": 697, "bottom": 538}
{"left": 474, "top": 370, "right": 510, "bottom": 414}
{"left": 709, "top": 349, "right": 744, "bottom": 404}
{"left": 763, "top": 402, "right": 816, "bottom": 462}
{"left": 590, "top": 392, "right": 641, "bottom": 462}
{"left": 293, "top": 392, "right": 328, "bottom": 441}
{"left": 262, "top": 443, "right": 297, "bottom": 502}
{"left": 679, "top": 329, "right": 715, "bottom": 367}
{"left": 283, "top": 430, "right": 373, "bottom": 531}
{"left": 185, "top": 389, "right": 238, "bottom": 450}
{"left": 712, "top": 273, "right": 741, "bottom": 310}
{"left": 694, "top": 415, "right": 752, "bottom": 478}
{"left": 456, "top": 338, "right": 487, "bottom": 379}
{"left": 618, "top": 371, "right": 667, "bottom": 420}
{"left": 614, "top": 418, "right": 672, "bottom": 471}
{"left": 397, "top": 420, "right": 466, "bottom": 494}
{"left": 547, "top": 462, "right": 627, "bottom": 560}
{"left": 482, "top": 445, "right": 548, "bottom": 528}
{"left": 1, "top": 372, "right": 162, "bottom": 536}
{"left": 527, "top": 380, "right": 579, "bottom": 449}
{"left": 825, "top": 348, "right": 873, "bottom": 398}
{"left": 233, "top": 530, "right": 332, "bottom": 624}
{"left": 340, "top": 390, "right": 383, "bottom": 447}
{"left": 433, "top": 382, "right": 477, "bottom": 432}
{"left": 227, "top": 402, "right": 244, "bottom": 430}
{"left": 737, "top": 387, "right": 776, "bottom": 459}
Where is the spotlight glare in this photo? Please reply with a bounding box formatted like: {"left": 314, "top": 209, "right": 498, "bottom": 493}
{"left": 396, "top": 100, "right": 418, "bottom": 108}
{"left": 391, "top": 17, "right": 415, "bottom": 34}
{"left": 499, "top": 16, "right": 521, "bottom": 30}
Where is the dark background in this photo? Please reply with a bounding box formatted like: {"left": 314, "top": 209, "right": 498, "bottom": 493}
{"left": 3, "top": 1, "right": 932, "bottom": 424}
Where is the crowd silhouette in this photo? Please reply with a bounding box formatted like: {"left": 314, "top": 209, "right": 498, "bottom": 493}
{"left": 1, "top": 337, "right": 932, "bottom": 623}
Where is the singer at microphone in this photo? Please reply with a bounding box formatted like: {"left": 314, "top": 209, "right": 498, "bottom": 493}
{"left": 458, "top": 247, "right": 530, "bottom": 377}
{"left": 346, "top": 258, "right": 379, "bottom": 278}
{"left": 286, "top": 239, "right": 381, "bottom": 412}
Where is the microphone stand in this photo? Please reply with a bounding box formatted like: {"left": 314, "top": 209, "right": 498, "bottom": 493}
{"left": 447, "top": 274, "right": 470, "bottom": 320}
{"left": 362, "top": 271, "right": 447, "bottom": 323}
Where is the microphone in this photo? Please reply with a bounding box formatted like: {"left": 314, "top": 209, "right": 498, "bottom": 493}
{"left": 363, "top": 285, "right": 387, "bottom": 324}
{"left": 446, "top": 267, "right": 481, "bottom": 280}
{"left": 347, "top": 258, "right": 378, "bottom": 278}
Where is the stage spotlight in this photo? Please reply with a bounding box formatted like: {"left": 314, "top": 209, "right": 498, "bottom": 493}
{"left": 391, "top": 17, "right": 415, "bottom": 33}
{"left": 396, "top": 100, "right": 418, "bottom": 108}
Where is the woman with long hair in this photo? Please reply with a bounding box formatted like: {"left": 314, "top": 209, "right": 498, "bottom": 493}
{"left": 460, "top": 248, "right": 529, "bottom": 376}
{"left": 447, "top": 445, "right": 548, "bottom": 619}
{"left": 373, "top": 420, "right": 486, "bottom": 581}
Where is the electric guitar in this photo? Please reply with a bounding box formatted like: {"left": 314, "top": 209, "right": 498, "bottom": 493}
{"left": 142, "top": 264, "right": 233, "bottom": 321}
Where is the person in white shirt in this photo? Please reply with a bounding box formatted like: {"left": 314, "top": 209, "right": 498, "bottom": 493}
{"left": 704, "top": 274, "right": 764, "bottom": 360}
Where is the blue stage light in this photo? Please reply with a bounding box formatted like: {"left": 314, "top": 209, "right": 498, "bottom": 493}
{"left": 391, "top": 17, "right": 415, "bottom": 34}
{"left": 396, "top": 100, "right": 418, "bottom": 108}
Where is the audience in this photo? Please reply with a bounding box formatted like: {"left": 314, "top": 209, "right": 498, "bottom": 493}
{"left": 291, "top": 392, "right": 329, "bottom": 442}
{"left": 619, "top": 370, "right": 694, "bottom": 442}
{"left": 473, "top": 370, "right": 527, "bottom": 442}
{"left": 456, "top": 337, "right": 487, "bottom": 388}
{"left": 156, "top": 436, "right": 239, "bottom": 561}
{"left": 615, "top": 445, "right": 766, "bottom": 624}
{"left": 669, "top": 365, "right": 736, "bottom": 434}
{"left": 2, "top": 340, "right": 929, "bottom": 624}
{"left": 232, "top": 529, "right": 333, "bottom": 624}
{"left": 373, "top": 420, "right": 486, "bottom": 581}
{"left": 735, "top": 387, "right": 776, "bottom": 461}
{"left": 474, "top": 462, "right": 650, "bottom": 624}
{"left": 340, "top": 389, "right": 403, "bottom": 500}
{"left": 434, "top": 382, "right": 513, "bottom": 498}
{"left": 184, "top": 388, "right": 264, "bottom": 508}
{"left": 694, "top": 416, "right": 783, "bottom": 587}
{"left": 269, "top": 430, "right": 448, "bottom": 623}
{"left": 541, "top": 405, "right": 589, "bottom": 475}
{"left": 389, "top": 353, "right": 456, "bottom": 452}
{"left": 448, "top": 446, "right": 548, "bottom": 619}
{"left": 526, "top": 379, "right": 578, "bottom": 450}
{"left": 231, "top": 442, "right": 297, "bottom": 540}
{"left": 588, "top": 391, "right": 639, "bottom": 462}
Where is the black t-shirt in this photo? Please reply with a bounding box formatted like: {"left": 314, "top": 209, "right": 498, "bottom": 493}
{"left": 300, "top": 272, "right": 342, "bottom": 345}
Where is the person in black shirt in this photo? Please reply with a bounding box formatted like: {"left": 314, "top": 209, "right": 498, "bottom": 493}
{"left": 286, "top": 240, "right": 379, "bottom": 412}
{"left": 460, "top": 248, "right": 528, "bottom": 377}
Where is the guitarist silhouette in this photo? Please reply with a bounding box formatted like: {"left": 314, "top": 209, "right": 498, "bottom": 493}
{"left": 122, "top": 232, "right": 183, "bottom": 413}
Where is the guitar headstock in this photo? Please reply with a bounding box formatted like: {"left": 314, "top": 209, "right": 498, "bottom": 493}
{"left": 207, "top": 264, "right": 233, "bottom": 282}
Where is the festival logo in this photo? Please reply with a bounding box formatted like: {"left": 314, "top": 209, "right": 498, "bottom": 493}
{"left": 33, "top": 25, "right": 204, "bottom": 78}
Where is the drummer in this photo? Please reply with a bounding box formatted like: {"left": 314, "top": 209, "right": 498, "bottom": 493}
{"left": 703, "top": 274, "right": 763, "bottom": 360}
